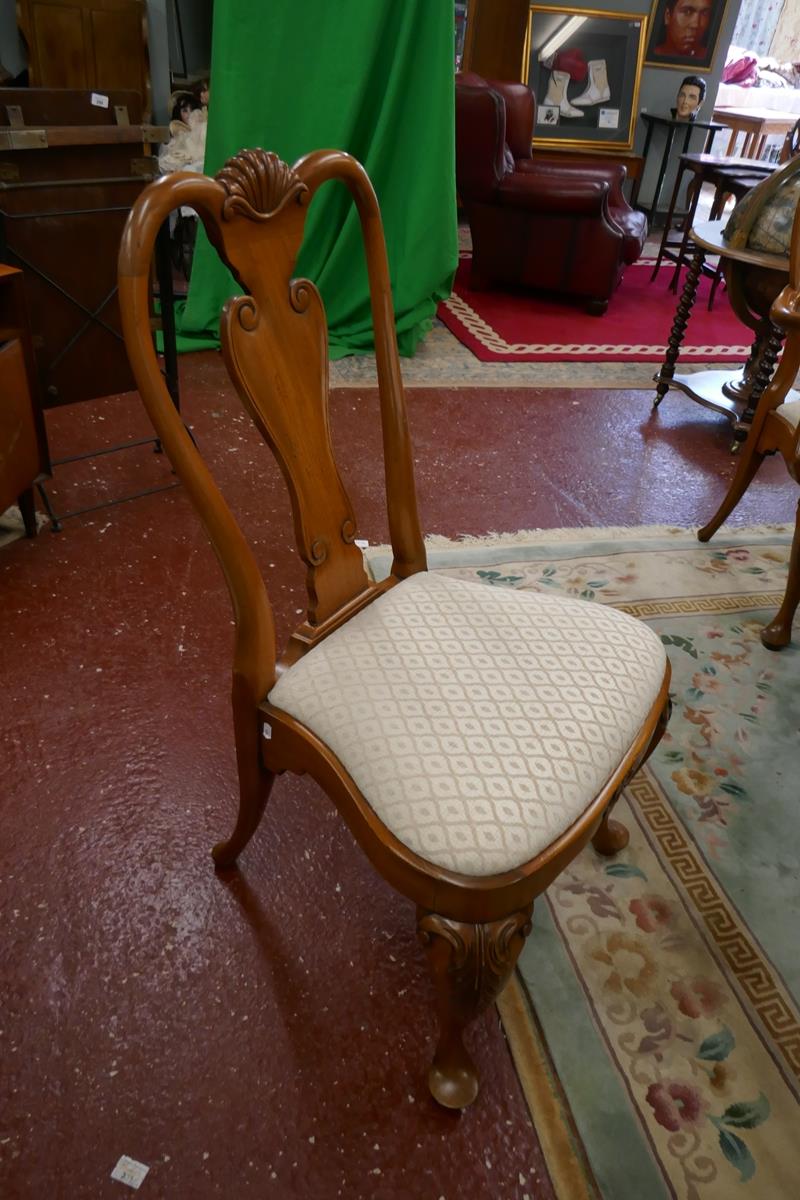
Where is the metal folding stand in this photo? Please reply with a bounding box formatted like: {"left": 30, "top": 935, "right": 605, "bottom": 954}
{"left": 1, "top": 205, "right": 184, "bottom": 531}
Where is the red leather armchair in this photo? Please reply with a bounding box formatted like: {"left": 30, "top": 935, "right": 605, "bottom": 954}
{"left": 455, "top": 72, "right": 647, "bottom": 314}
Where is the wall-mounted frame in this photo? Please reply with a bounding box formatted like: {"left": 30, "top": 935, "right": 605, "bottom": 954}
{"left": 522, "top": 5, "right": 648, "bottom": 152}
{"left": 644, "top": 0, "right": 729, "bottom": 72}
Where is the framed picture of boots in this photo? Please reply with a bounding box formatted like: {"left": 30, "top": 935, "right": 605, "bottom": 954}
{"left": 523, "top": 5, "right": 649, "bottom": 152}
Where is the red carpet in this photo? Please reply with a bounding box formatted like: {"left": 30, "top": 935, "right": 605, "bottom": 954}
{"left": 438, "top": 255, "right": 750, "bottom": 363}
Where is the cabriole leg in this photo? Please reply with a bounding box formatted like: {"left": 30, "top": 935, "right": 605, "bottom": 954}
{"left": 212, "top": 688, "right": 275, "bottom": 869}
{"left": 212, "top": 766, "right": 275, "bottom": 869}
{"left": 592, "top": 696, "right": 672, "bottom": 857}
{"left": 417, "top": 904, "right": 533, "bottom": 1109}
{"left": 761, "top": 500, "right": 800, "bottom": 651}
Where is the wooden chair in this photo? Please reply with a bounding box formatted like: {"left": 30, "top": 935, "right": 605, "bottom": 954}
{"left": 118, "top": 147, "right": 671, "bottom": 1108}
{"left": 699, "top": 202, "right": 800, "bottom": 649}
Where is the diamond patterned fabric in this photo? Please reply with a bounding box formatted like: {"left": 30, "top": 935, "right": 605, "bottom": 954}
{"left": 268, "top": 572, "right": 666, "bottom": 876}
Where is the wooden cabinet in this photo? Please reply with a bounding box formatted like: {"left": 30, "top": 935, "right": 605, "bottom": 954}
{"left": 17, "top": 0, "right": 150, "bottom": 112}
{"left": 0, "top": 265, "right": 49, "bottom": 535}
{"left": 462, "top": 0, "right": 530, "bottom": 81}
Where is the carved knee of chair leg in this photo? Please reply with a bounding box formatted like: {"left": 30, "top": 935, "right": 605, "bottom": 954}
{"left": 417, "top": 904, "right": 533, "bottom": 1109}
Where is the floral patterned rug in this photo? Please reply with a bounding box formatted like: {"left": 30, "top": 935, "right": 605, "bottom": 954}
{"left": 368, "top": 526, "right": 799, "bottom": 1200}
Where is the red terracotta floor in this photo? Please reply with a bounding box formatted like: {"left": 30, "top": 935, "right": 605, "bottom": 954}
{"left": 1, "top": 353, "right": 795, "bottom": 1199}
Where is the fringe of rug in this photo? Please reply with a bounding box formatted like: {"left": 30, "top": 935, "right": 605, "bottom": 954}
{"left": 368, "top": 523, "right": 792, "bottom": 554}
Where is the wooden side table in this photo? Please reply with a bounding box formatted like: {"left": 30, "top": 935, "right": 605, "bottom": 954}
{"left": 653, "top": 219, "right": 789, "bottom": 446}
{"left": 0, "top": 264, "right": 50, "bottom": 534}
{"left": 650, "top": 153, "right": 774, "bottom": 291}
{"left": 712, "top": 106, "right": 799, "bottom": 160}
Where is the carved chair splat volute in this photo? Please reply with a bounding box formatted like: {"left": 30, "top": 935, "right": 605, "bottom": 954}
{"left": 119, "top": 146, "right": 671, "bottom": 1108}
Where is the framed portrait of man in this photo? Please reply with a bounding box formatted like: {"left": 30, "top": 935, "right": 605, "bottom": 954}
{"left": 644, "top": 0, "right": 729, "bottom": 71}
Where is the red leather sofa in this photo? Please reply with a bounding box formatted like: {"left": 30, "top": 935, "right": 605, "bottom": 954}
{"left": 455, "top": 72, "right": 647, "bottom": 314}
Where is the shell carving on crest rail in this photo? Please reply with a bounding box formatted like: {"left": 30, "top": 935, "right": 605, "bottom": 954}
{"left": 216, "top": 149, "right": 309, "bottom": 222}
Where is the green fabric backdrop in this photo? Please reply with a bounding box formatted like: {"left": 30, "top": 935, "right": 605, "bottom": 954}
{"left": 178, "top": 0, "right": 457, "bottom": 359}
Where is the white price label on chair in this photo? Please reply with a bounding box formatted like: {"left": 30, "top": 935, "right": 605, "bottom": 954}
{"left": 91, "top": 92, "right": 110, "bottom": 108}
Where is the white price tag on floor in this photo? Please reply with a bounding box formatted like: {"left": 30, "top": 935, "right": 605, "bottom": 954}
{"left": 111, "top": 1156, "right": 149, "bottom": 1189}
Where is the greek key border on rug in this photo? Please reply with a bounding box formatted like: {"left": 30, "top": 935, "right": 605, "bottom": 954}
{"left": 630, "top": 773, "right": 800, "bottom": 1083}
{"left": 615, "top": 592, "right": 784, "bottom": 618}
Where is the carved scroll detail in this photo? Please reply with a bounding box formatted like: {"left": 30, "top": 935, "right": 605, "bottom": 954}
{"left": 217, "top": 149, "right": 309, "bottom": 222}
{"left": 289, "top": 280, "right": 312, "bottom": 313}
{"left": 341, "top": 519, "right": 357, "bottom": 545}
{"left": 236, "top": 298, "right": 259, "bottom": 332}
{"left": 309, "top": 538, "right": 328, "bottom": 566}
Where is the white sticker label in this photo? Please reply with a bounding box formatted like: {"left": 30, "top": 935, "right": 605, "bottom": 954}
{"left": 262, "top": 723, "right": 272, "bottom": 740}
{"left": 354, "top": 539, "right": 369, "bottom": 549}
{"left": 91, "top": 92, "right": 110, "bottom": 109}
{"left": 598, "top": 108, "right": 620, "bottom": 130}
{"left": 111, "top": 1156, "right": 149, "bottom": 1189}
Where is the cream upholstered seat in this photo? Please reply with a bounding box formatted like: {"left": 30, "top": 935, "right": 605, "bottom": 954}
{"left": 119, "top": 146, "right": 672, "bottom": 1109}
{"left": 776, "top": 396, "right": 800, "bottom": 429}
{"left": 269, "top": 572, "right": 666, "bottom": 876}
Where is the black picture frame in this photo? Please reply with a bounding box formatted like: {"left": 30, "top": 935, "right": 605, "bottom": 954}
{"left": 644, "top": 0, "right": 729, "bottom": 72}
{"left": 523, "top": 5, "right": 648, "bottom": 152}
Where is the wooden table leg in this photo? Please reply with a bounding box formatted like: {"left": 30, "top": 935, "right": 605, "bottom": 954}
{"left": 732, "top": 322, "right": 785, "bottom": 443}
{"left": 654, "top": 244, "right": 705, "bottom": 407}
{"left": 652, "top": 160, "right": 688, "bottom": 281}
{"left": 669, "top": 174, "right": 703, "bottom": 293}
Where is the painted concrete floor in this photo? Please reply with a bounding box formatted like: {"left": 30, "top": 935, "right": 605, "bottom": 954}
{"left": 1, "top": 351, "right": 795, "bottom": 1199}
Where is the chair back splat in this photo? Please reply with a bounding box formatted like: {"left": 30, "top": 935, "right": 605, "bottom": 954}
{"left": 119, "top": 147, "right": 672, "bottom": 1110}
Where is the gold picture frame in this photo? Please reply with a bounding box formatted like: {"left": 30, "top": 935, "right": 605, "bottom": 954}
{"left": 522, "top": 5, "right": 648, "bottom": 152}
